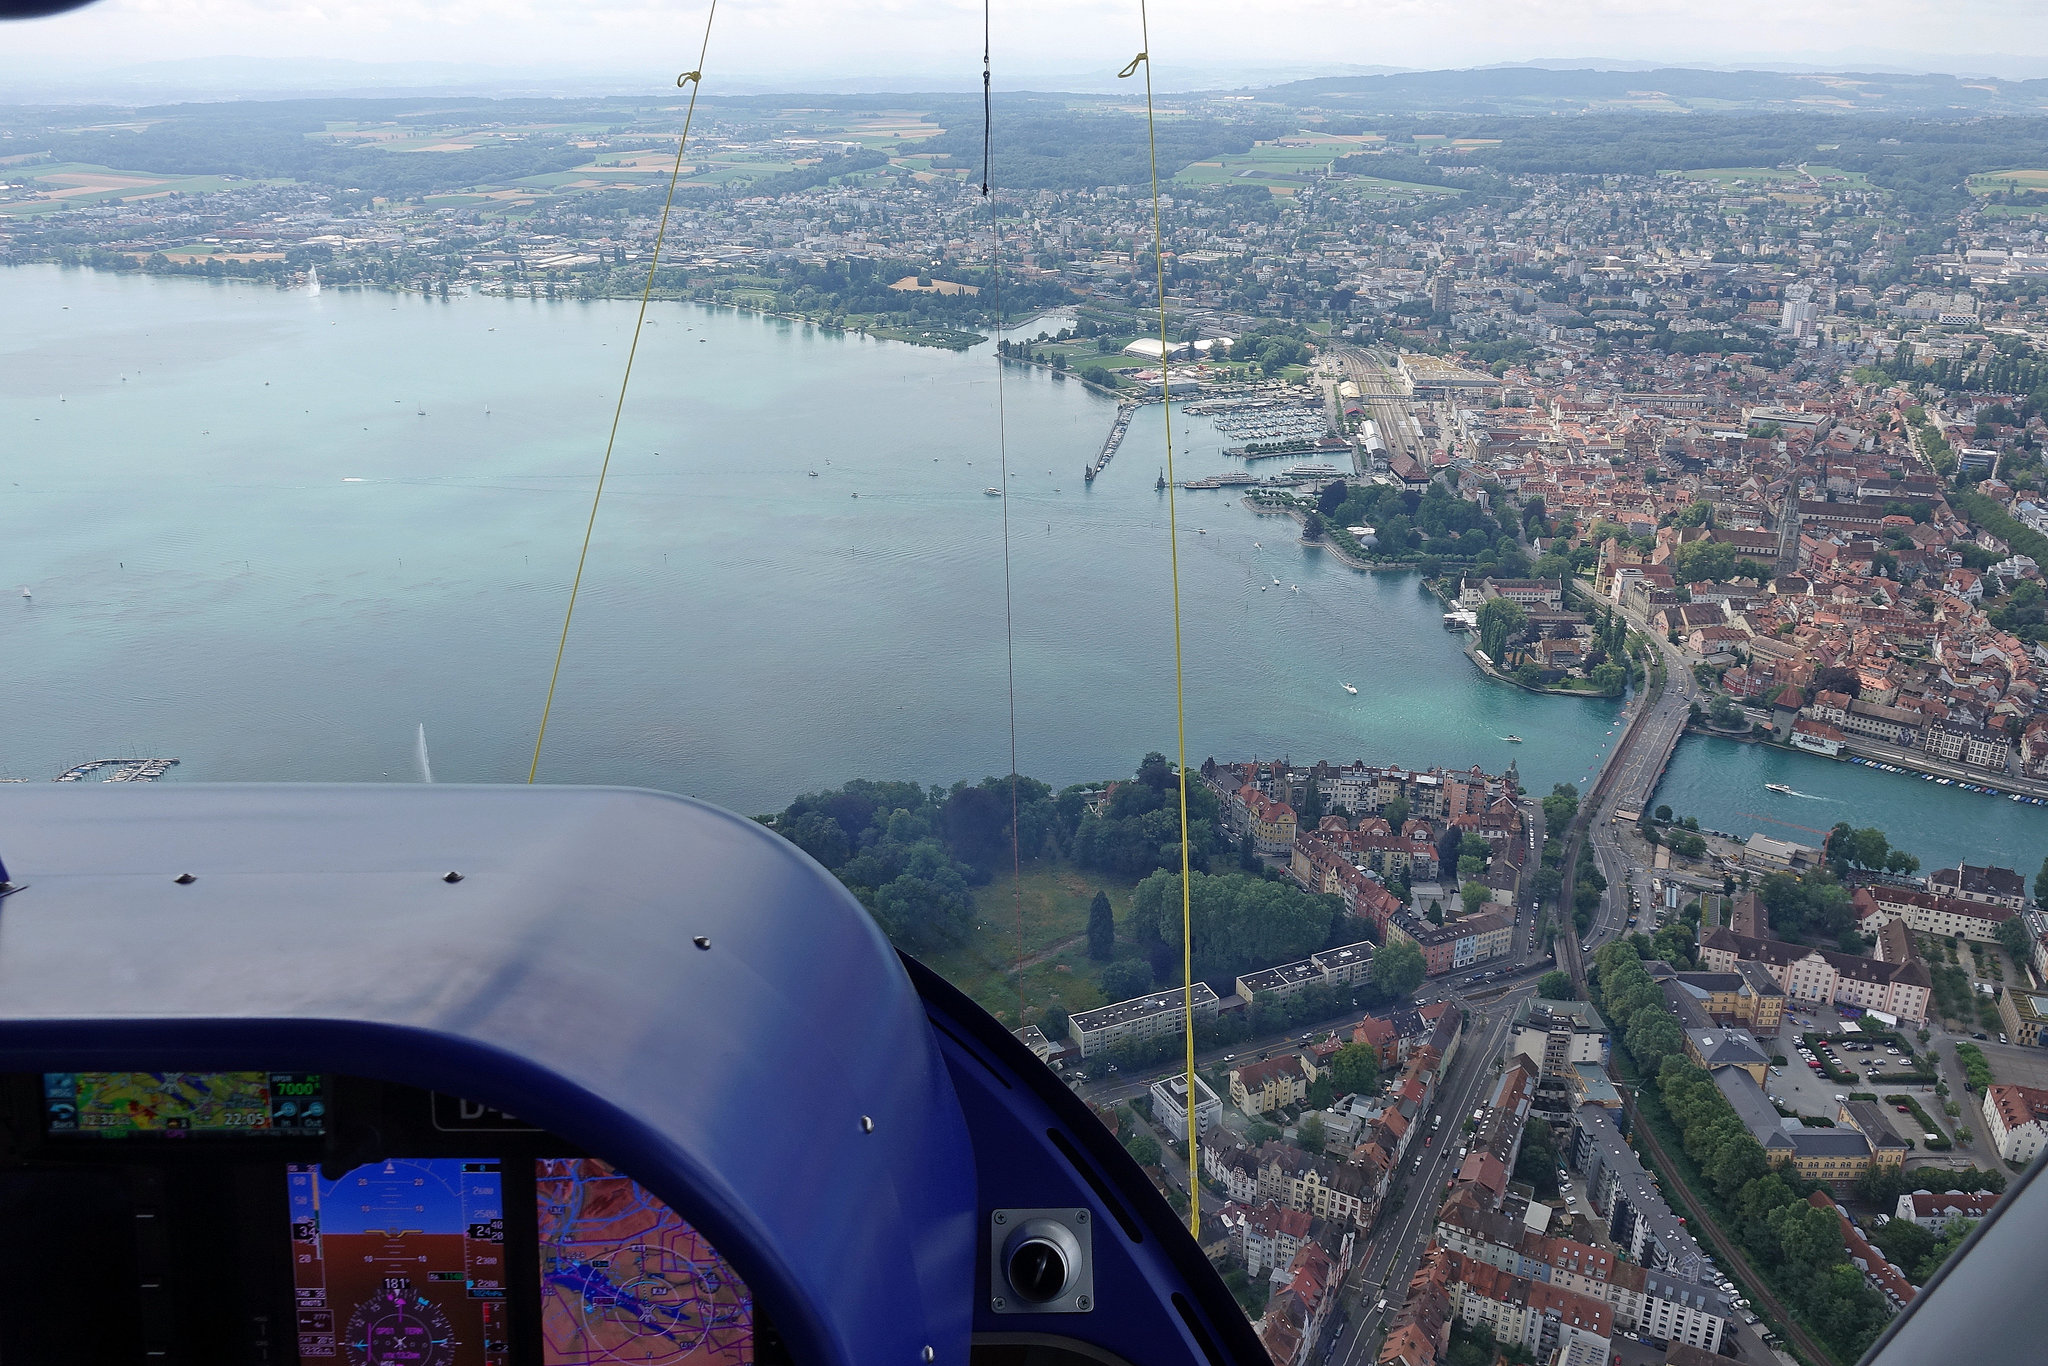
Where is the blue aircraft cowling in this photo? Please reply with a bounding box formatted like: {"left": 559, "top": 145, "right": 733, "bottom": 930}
{"left": 0, "top": 782, "right": 977, "bottom": 1366}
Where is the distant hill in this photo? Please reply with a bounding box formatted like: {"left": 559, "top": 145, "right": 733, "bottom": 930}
{"left": 1253, "top": 66, "right": 2048, "bottom": 116}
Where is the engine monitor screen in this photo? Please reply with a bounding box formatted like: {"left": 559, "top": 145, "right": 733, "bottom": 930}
{"left": 537, "top": 1157, "right": 752, "bottom": 1364}
{"left": 289, "top": 1159, "right": 507, "bottom": 1366}
{"left": 43, "top": 1071, "right": 325, "bottom": 1138}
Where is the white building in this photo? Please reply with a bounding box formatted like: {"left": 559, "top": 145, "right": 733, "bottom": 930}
{"left": 1150, "top": 1072, "right": 1224, "bottom": 1136}
{"left": 1982, "top": 1083, "right": 2048, "bottom": 1164}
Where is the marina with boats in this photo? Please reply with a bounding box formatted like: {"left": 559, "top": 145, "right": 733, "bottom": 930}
{"left": 53, "top": 758, "right": 180, "bottom": 783}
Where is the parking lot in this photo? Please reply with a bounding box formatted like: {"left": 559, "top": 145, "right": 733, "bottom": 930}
{"left": 1756, "top": 1005, "right": 1966, "bottom": 1150}
{"left": 1967, "top": 1035, "right": 2048, "bottom": 1090}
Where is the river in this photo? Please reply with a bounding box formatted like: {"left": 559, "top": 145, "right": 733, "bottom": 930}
{"left": 0, "top": 265, "right": 2035, "bottom": 872}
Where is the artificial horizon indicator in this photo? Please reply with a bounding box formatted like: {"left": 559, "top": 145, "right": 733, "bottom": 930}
{"left": 289, "top": 1159, "right": 507, "bottom": 1366}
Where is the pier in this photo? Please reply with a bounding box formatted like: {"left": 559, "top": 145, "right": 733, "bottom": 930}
{"left": 1085, "top": 400, "right": 1140, "bottom": 483}
{"left": 55, "top": 758, "right": 180, "bottom": 783}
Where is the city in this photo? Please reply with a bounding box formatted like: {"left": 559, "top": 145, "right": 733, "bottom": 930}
{"left": 7, "top": 28, "right": 2048, "bottom": 1366}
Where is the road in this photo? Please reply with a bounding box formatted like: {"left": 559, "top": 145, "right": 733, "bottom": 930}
{"left": 1556, "top": 597, "right": 1702, "bottom": 989}
{"left": 1331, "top": 990, "right": 1530, "bottom": 1366}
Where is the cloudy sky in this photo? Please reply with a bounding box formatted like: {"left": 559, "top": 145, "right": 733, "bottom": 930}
{"left": 7, "top": 0, "right": 2047, "bottom": 92}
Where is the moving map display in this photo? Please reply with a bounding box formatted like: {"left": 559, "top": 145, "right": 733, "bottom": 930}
{"left": 43, "top": 1071, "right": 325, "bottom": 1137}
{"left": 289, "top": 1159, "right": 507, "bottom": 1366}
{"left": 536, "top": 1158, "right": 752, "bottom": 1365}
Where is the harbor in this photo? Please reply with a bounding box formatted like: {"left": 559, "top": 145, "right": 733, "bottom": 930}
{"left": 54, "top": 758, "right": 181, "bottom": 783}
{"left": 1085, "top": 399, "right": 1142, "bottom": 483}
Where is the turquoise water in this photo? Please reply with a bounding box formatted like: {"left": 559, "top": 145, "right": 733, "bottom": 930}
{"left": 1654, "top": 735, "right": 2043, "bottom": 874}
{"left": 0, "top": 265, "right": 2034, "bottom": 874}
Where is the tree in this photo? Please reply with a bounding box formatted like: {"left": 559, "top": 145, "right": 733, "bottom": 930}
{"left": 1329, "top": 1042, "right": 1380, "bottom": 1095}
{"left": 1476, "top": 596, "right": 1529, "bottom": 659}
{"left": 1372, "top": 938, "right": 1426, "bottom": 997}
{"left": 1306, "top": 1075, "right": 1334, "bottom": 1110}
{"left": 1041, "top": 1006, "right": 1070, "bottom": 1042}
{"left": 1672, "top": 538, "right": 1737, "bottom": 584}
{"left": 1126, "top": 1133, "right": 1161, "bottom": 1168}
{"left": 1317, "top": 480, "right": 1349, "bottom": 516}
{"left": 1590, "top": 662, "right": 1627, "bottom": 697}
{"left": 1541, "top": 783, "right": 1579, "bottom": 830}
{"left": 1302, "top": 509, "right": 1325, "bottom": 540}
{"left": 1537, "top": 970, "right": 1577, "bottom": 1000}
{"left": 1300, "top": 778, "right": 1325, "bottom": 829}
{"left": 2037, "top": 855, "right": 2048, "bottom": 908}
{"left": 1654, "top": 805, "right": 1673, "bottom": 823}
{"left": 1100, "top": 960, "right": 1152, "bottom": 1001}
{"left": 1087, "top": 890, "right": 1116, "bottom": 960}
{"left": 1996, "top": 914, "right": 2033, "bottom": 964}
{"left": 1461, "top": 880, "right": 1491, "bottom": 915}
{"left": 1297, "top": 1113, "right": 1327, "bottom": 1152}
{"left": 1384, "top": 796, "right": 1411, "bottom": 829}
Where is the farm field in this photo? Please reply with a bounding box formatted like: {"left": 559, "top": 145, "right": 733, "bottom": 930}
{"left": 0, "top": 161, "right": 288, "bottom": 216}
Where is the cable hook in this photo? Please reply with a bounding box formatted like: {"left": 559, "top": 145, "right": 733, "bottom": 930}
{"left": 1117, "top": 52, "right": 1147, "bottom": 79}
{"left": 677, "top": 70, "right": 702, "bottom": 87}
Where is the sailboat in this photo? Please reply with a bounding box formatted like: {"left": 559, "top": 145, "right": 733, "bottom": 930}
{"left": 18, "top": 588, "right": 29, "bottom": 600}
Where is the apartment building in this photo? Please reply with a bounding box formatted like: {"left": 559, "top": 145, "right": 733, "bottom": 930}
{"left": 1387, "top": 910, "right": 1515, "bottom": 977}
{"left": 1571, "top": 1106, "right": 1713, "bottom": 1280}
{"left": 1231, "top": 1054, "right": 1317, "bottom": 1115}
{"left": 1218, "top": 1200, "right": 1314, "bottom": 1276}
{"left": 1235, "top": 940, "right": 1377, "bottom": 1007}
{"left": 1924, "top": 719, "right": 2013, "bottom": 772}
{"left": 1894, "top": 1190, "right": 2000, "bottom": 1229}
{"left": 1442, "top": 1253, "right": 1614, "bottom": 1364}
{"left": 1069, "top": 981, "right": 1221, "bottom": 1057}
{"left": 1150, "top": 1072, "right": 1223, "bottom": 1137}
{"left": 1508, "top": 998, "right": 1611, "bottom": 1078}
{"left": 1434, "top": 1201, "right": 1728, "bottom": 1350}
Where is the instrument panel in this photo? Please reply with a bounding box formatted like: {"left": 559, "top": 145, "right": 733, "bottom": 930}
{"left": 0, "top": 1072, "right": 777, "bottom": 1366}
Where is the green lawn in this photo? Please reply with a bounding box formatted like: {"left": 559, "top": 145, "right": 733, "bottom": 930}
{"left": 917, "top": 860, "right": 1148, "bottom": 1028}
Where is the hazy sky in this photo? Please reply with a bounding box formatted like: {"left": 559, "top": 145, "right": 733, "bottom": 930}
{"left": 7, "top": 0, "right": 2047, "bottom": 88}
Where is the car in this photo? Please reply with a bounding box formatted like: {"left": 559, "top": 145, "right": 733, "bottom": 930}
{"left": 1425, "top": 1136, "right": 1432, "bottom": 1146}
{"left": 1896, "top": 1104, "right": 1911, "bottom": 1113}
{"left": 2001, "top": 1033, "right": 2010, "bottom": 1045}
{"left": 1975, "top": 1032, "right": 1989, "bottom": 1041}
{"left": 1223, "top": 1053, "right": 1236, "bottom": 1062}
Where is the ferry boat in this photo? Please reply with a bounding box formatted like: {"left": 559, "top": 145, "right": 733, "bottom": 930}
{"left": 1765, "top": 783, "right": 1794, "bottom": 795}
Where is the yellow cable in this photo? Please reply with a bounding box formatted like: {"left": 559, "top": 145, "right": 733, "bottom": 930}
{"left": 1121, "top": 4, "right": 1198, "bottom": 1236}
{"left": 530, "top": 5, "right": 720, "bottom": 783}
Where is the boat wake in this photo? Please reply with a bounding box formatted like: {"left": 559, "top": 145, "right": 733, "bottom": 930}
{"left": 415, "top": 723, "right": 434, "bottom": 784}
